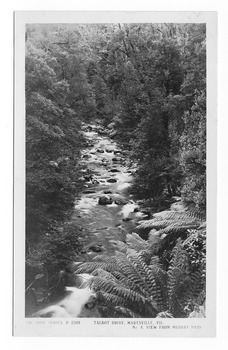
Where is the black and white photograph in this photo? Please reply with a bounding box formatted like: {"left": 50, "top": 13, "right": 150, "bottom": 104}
{"left": 13, "top": 11, "right": 217, "bottom": 337}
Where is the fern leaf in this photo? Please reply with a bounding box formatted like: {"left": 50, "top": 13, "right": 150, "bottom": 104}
{"left": 126, "top": 232, "right": 149, "bottom": 252}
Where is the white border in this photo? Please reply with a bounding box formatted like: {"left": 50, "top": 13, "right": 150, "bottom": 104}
{"left": 13, "top": 11, "right": 217, "bottom": 337}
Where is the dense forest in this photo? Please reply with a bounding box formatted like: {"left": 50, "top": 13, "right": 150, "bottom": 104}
{"left": 25, "top": 23, "right": 206, "bottom": 318}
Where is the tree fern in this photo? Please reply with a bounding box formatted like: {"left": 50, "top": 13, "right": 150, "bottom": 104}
{"left": 73, "top": 233, "right": 205, "bottom": 318}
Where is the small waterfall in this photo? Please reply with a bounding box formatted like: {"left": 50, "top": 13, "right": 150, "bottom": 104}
{"left": 34, "top": 275, "right": 100, "bottom": 318}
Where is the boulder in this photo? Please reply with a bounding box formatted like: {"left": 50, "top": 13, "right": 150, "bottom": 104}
{"left": 115, "top": 199, "right": 128, "bottom": 205}
{"left": 107, "top": 178, "right": 117, "bottom": 183}
{"left": 110, "top": 169, "right": 120, "bottom": 173}
{"left": 104, "top": 190, "right": 112, "bottom": 194}
{"left": 82, "top": 154, "right": 90, "bottom": 159}
{"left": 112, "top": 157, "right": 122, "bottom": 162}
{"left": 89, "top": 245, "right": 103, "bottom": 253}
{"left": 96, "top": 149, "right": 105, "bottom": 153}
{"left": 84, "top": 175, "right": 93, "bottom": 182}
{"left": 98, "top": 196, "right": 113, "bottom": 205}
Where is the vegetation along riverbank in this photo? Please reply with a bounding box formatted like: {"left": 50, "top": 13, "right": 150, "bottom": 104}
{"left": 25, "top": 23, "right": 206, "bottom": 318}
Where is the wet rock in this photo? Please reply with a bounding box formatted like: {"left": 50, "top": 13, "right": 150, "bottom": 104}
{"left": 104, "top": 190, "right": 112, "bottom": 194}
{"left": 82, "top": 154, "right": 90, "bottom": 159}
{"left": 110, "top": 169, "right": 120, "bottom": 173}
{"left": 105, "top": 149, "right": 113, "bottom": 153}
{"left": 112, "top": 157, "right": 123, "bottom": 162}
{"left": 134, "top": 224, "right": 151, "bottom": 240}
{"left": 84, "top": 175, "right": 93, "bottom": 182}
{"left": 85, "top": 125, "right": 93, "bottom": 132}
{"left": 114, "top": 199, "right": 129, "bottom": 205}
{"left": 107, "top": 178, "right": 117, "bottom": 183}
{"left": 142, "top": 208, "right": 151, "bottom": 216}
{"left": 122, "top": 217, "right": 132, "bottom": 222}
{"left": 98, "top": 196, "right": 113, "bottom": 205}
{"left": 91, "top": 179, "right": 99, "bottom": 184}
{"left": 96, "top": 149, "right": 105, "bottom": 153}
{"left": 89, "top": 245, "right": 103, "bottom": 253}
{"left": 133, "top": 207, "right": 140, "bottom": 212}
{"left": 113, "top": 150, "right": 122, "bottom": 155}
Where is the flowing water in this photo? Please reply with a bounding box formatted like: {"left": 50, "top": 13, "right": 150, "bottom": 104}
{"left": 71, "top": 124, "right": 146, "bottom": 260}
{"left": 33, "top": 123, "right": 148, "bottom": 318}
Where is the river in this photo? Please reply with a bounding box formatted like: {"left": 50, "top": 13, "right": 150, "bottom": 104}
{"left": 34, "top": 123, "right": 148, "bottom": 318}
{"left": 72, "top": 123, "right": 147, "bottom": 259}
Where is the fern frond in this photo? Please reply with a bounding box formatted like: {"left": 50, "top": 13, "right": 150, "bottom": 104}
{"left": 92, "top": 276, "right": 158, "bottom": 316}
{"left": 115, "top": 251, "right": 153, "bottom": 297}
{"left": 111, "top": 269, "right": 148, "bottom": 295}
{"left": 98, "top": 291, "right": 127, "bottom": 308}
{"left": 73, "top": 260, "right": 117, "bottom": 274}
{"left": 147, "top": 231, "right": 162, "bottom": 254}
{"left": 126, "top": 232, "right": 149, "bottom": 252}
{"left": 148, "top": 263, "right": 168, "bottom": 310}
{"left": 109, "top": 240, "right": 128, "bottom": 253}
{"left": 113, "top": 306, "right": 141, "bottom": 318}
{"left": 153, "top": 211, "right": 189, "bottom": 221}
{"left": 190, "top": 269, "right": 205, "bottom": 299}
{"left": 91, "top": 268, "right": 118, "bottom": 283}
{"left": 154, "top": 210, "right": 201, "bottom": 222}
{"left": 158, "top": 223, "right": 200, "bottom": 237}
{"left": 127, "top": 250, "right": 158, "bottom": 299}
{"left": 166, "top": 240, "right": 192, "bottom": 315}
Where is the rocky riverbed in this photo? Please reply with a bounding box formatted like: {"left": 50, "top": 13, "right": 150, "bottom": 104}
{"left": 71, "top": 123, "right": 148, "bottom": 260}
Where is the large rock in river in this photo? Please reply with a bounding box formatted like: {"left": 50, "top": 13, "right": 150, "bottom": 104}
{"left": 107, "top": 178, "right": 117, "bottom": 183}
{"left": 110, "top": 168, "right": 120, "bottom": 173}
{"left": 98, "top": 196, "right": 113, "bottom": 205}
